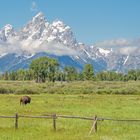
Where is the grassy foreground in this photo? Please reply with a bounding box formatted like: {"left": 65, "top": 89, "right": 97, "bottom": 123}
{"left": 0, "top": 81, "right": 140, "bottom": 140}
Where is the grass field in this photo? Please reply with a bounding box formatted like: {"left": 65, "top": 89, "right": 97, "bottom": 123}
{"left": 0, "top": 81, "right": 140, "bottom": 140}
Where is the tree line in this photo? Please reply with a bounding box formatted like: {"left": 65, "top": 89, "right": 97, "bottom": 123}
{"left": 0, "top": 56, "right": 140, "bottom": 82}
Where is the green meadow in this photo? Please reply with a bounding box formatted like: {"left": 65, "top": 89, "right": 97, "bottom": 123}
{"left": 0, "top": 81, "right": 140, "bottom": 140}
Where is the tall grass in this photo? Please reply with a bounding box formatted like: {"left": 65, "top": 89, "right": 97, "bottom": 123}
{"left": 0, "top": 80, "right": 139, "bottom": 95}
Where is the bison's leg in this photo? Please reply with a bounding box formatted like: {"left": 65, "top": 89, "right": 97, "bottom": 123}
{"left": 20, "top": 100, "right": 22, "bottom": 105}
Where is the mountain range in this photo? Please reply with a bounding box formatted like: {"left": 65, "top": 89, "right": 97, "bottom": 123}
{"left": 0, "top": 12, "right": 140, "bottom": 73}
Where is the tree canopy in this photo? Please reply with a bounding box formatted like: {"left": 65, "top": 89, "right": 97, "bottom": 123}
{"left": 83, "top": 64, "right": 94, "bottom": 80}
{"left": 30, "top": 57, "right": 59, "bottom": 83}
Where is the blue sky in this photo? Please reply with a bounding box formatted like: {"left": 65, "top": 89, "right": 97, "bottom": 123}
{"left": 0, "top": 0, "right": 140, "bottom": 45}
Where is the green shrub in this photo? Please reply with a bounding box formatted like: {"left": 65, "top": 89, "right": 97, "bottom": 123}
{"left": 15, "top": 88, "right": 40, "bottom": 94}
{"left": 0, "top": 87, "right": 14, "bottom": 94}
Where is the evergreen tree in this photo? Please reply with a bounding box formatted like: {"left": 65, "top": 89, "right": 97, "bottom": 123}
{"left": 136, "top": 70, "right": 140, "bottom": 80}
{"left": 3, "top": 71, "right": 9, "bottom": 80}
{"left": 16, "top": 69, "right": 26, "bottom": 81}
{"left": 127, "top": 70, "right": 137, "bottom": 81}
{"left": 96, "top": 71, "right": 107, "bottom": 81}
{"left": 9, "top": 71, "right": 17, "bottom": 80}
{"left": 83, "top": 64, "right": 94, "bottom": 80}
{"left": 64, "top": 66, "right": 78, "bottom": 82}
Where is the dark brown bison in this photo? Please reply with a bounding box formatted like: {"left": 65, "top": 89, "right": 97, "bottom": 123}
{"left": 20, "top": 96, "right": 31, "bottom": 105}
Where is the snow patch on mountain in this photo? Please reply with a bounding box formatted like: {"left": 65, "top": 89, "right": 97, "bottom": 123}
{"left": 0, "top": 53, "right": 7, "bottom": 58}
{"left": 98, "top": 48, "right": 111, "bottom": 56}
{"left": 123, "top": 55, "right": 129, "bottom": 65}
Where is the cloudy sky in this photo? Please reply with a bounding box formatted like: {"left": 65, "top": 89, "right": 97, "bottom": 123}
{"left": 0, "top": 0, "right": 140, "bottom": 45}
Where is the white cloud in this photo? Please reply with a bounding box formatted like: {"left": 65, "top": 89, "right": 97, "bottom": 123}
{"left": 30, "top": 1, "right": 38, "bottom": 12}
{"left": 94, "top": 38, "right": 132, "bottom": 48}
{"left": 118, "top": 47, "right": 138, "bottom": 55}
{"left": 94, "top": 38, "right": 140, "bottom": 55}
{"left": 20, "top": 41, "right": 78, "bottom": 56}
{"left": 0, "top": 39, "right": 78, "bottom": 57}
{"left": 0, "top": 41, "right": 23, "bottom": 55}
{"left": 40, "top": 42, "right": 78, "bottom": 56}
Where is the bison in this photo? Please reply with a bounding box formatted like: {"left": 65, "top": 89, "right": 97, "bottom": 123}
{"left": 20, "top": 96, "right": 31, "bottom": 105}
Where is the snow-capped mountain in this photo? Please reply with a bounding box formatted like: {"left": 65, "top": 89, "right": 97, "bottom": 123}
{"left": 0, "top": 12, "right": 140, "bottom": 73}
{"left": 0, "top": 24, "right": 17, "bottom": 42}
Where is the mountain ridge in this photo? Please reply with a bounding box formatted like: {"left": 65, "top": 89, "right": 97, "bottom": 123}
{"left": 0, "top": 12, "right": 139, "bottom": 73}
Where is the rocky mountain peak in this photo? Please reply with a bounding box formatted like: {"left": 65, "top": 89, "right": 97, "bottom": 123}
{"left": 32, "top": 12, "right": 46, "bottom": 24}
{"left": 0, "top": 24, "right": 16, "bottom": 42}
